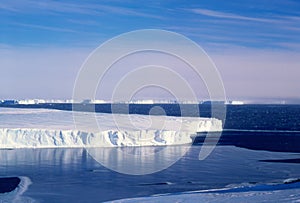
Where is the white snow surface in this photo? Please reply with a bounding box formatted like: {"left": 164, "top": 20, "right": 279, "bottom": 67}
{"left": 110, "top": 179, "right": 300, "bottom": 203}
{"left": 0, "top": 108, "right": 222, "bottom": 148}
{"left": 110, "top": 187, "right": 300, "bottom": 203}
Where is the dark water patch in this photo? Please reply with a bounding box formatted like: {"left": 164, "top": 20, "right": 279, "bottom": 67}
{"left": 194, "top": 131, "right": 300, "bottom": 153}
{"left": 0, "top": 177, "right": 20, "bottom": 193}
{"left": 260, "top": 158, "right": 300, "bottom": 164}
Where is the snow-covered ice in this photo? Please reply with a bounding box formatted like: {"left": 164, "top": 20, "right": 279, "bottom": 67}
{"left": 110, "top": 181, "right": 300, "bottom": 202}
{"left": 0, "top": 108, "right": 222, "bottom": 148}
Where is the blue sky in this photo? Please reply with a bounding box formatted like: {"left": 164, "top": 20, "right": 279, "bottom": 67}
{"left": 1, "top": 0, "right": 300, "bottom": 50}
{"left": 1, "top": 0, "right": 300, "bottom": 100}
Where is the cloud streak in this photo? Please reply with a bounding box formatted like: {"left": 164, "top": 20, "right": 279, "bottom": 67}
{"left": 189, "top": 8, "right": 274, "bottom": 23}
{"left": 188, "top": 8, "right": 300, "bottom": 26}
{"left": 11, "top": 22, "right": 77, "bottom": 33}
{"left": 0, "top": 0, "right": 163, "bottom": 19}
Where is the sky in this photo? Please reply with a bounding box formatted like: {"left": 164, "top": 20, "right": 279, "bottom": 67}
{"left": 0, "top": 0, "right": 300, "bottom": 101}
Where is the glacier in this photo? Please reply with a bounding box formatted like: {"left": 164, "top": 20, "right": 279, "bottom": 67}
{"left": 0, "top": 108, "right": 222, "bottom": 148}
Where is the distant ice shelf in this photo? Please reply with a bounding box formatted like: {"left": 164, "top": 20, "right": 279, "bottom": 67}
{"left": 0, "top": 108, "right": 222, "bottom": 148}
{"left": 0, "top": 99, "right": 228, "bottom": 105}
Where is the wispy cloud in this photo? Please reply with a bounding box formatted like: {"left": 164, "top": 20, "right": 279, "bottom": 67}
{"left": 188, "top": 8, "right": 300, "bottom": 27}
{"left": 0, "top": 0, "right": 162, "bottom": 19}
{"left": 0, "top": 3, "right": 19, "bottom": 12}
{"left": 184, "top": 8, "right": 300, "bottom": 49}
{"left": 66, "top": 19, "right": 100, "bottom": 26}
{"left": 11, "top": 22, "right": 77, "bottom": 33}
{"left": 188, "top": 8, "right": 276, "bottom": 23}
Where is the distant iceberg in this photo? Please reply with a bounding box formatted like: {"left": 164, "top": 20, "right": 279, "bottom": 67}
{"left": 0, "top": 99, "right": 206, "bottom": 105}
{"left": 225, "top": 100, "right": 245, "bottom": 105}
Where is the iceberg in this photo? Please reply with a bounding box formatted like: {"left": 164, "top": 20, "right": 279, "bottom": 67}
{"left": 0, "top": 108, "right": 222, "bottom": 148}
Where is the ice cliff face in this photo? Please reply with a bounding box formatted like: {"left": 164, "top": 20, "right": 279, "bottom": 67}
{"left": 0, "top": 108, "right": 222, "bottom": 148}
{"left": 0, "top": 129, "right": 195, "bottom": 148}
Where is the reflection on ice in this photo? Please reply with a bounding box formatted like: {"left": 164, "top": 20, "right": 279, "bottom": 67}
{"left": 88, "top": 145, "right": 190, "bottom": 175}
{"left": 1, "top": 145, "right": 300, "bottom": 202}
{"left": 0, "top": 146, "right": 190, "bottom": 175}
{"left": 0, "top": 148, "right": 85, "bottom": 166}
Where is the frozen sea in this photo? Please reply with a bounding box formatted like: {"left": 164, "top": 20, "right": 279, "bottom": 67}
{"left": 0, "top": 104, "right": 300, "bottom": 202}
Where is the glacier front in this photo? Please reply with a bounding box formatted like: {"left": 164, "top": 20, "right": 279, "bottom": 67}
{"left": 0, "top": 108, "right": 222, "bottom": 148}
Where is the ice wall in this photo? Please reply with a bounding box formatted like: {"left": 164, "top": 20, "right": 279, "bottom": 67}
{"left": 0, "top": 108, "right": 222, "bottom": 148}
